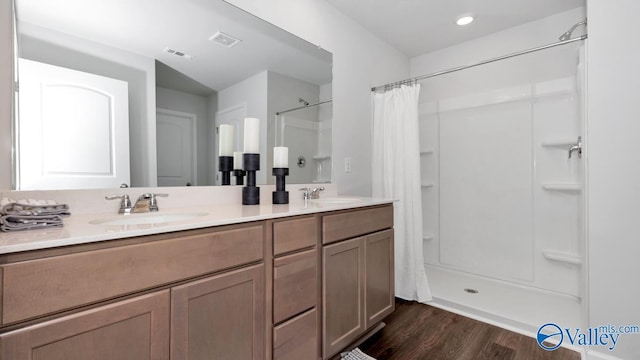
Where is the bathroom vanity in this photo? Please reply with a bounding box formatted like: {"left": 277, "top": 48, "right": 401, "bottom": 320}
{"left": 0, "top": 196, "right": 393, "bottom": 360}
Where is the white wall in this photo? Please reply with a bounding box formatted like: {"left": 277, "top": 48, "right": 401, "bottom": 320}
{"left": 224, "top": 0, "right": 410, "bottom": 196}
{"left": 156, "top": 86, "right": 213, "bottom": 185}
{"left": 18, "top": 22, "right": 157, "bottom": 187}
{"left": 318, "top": 82, "right": 332, "bottom": 181}
{"left": 217, "top": 71, "right": 268, "bottom": 184}
{"left": 586, "top": 1, "right": 640, "bottom": 359}
{"left": 207, "top": 92, "right": 218, "bottom": 184}
{"left": 0, "top": 0, "right": 13, "bottom": 191}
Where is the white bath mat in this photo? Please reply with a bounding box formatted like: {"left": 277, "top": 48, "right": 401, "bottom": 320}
{"left": 340, "top": 348, "right": 376, "bottom": 360}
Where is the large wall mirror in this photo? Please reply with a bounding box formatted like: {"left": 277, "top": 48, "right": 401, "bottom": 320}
{"left": 12, "top": 0, "right": 332, "bottom": 190}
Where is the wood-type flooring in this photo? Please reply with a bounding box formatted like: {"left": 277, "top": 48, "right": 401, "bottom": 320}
{"left": 358, "top": 299, "right": 581, "bottom": 360}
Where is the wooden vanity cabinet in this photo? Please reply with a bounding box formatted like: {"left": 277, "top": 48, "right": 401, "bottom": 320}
{"left": 0, "top": 222, "right": 266, "bottom": 360}
{"left": 321, "top": 205, "right": 394, "bottom": 359}
{"left": 0, "top": 203, "right": 394, "bottom": 360}
{"left": 271, "top": 215, "right": 321, "bottom": 360}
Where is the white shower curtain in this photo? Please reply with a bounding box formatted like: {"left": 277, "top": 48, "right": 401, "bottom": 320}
{"left": 372, "top": 84, "right": 432, "bottom": 303}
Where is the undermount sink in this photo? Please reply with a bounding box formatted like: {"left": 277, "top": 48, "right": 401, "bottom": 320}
{"left": 311, "top": 197, "right": 362, "bottom": 205}
{"left": 90, "top": 212, "right": 208, "bottom": 226}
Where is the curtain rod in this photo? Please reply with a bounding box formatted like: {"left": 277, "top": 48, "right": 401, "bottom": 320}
{"left": 371, "top": 35, "right": 588, "bottom": 92}
{"left": 276, "top": 99, "right": 333, "bottom": 116}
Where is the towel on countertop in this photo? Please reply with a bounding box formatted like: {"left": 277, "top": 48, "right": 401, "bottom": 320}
{"left": 0, "top": 198, "right": 71, "bottom": 216}
{"left": 0, "top": 214, "right": 64, "bottom": 232}
{"left": 0, "top": 198, "right": 70, "bottom": 232}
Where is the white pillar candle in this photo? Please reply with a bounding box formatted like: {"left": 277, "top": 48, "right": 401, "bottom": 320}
{"left": 233, "top": 151, "right": 243, "bottom": 170}
{"left": 243, "top": 117, "right": 260, "bottom": 154}
{"left": 218, "top": 124, "right": 234, "bottom": 156}
{"left": 273, "top": 146, "right": 288, "bottom": 168}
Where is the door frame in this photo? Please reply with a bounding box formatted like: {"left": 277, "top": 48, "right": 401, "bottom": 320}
{"left": 214, "top": 103, "right": 247, "bottom": 185}
{"left": 156, "top": 107, "right": 197, "bottom": 186}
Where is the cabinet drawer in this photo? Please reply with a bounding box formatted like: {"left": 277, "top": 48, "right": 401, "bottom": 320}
{"left": 274, "top": 308, "right": 318, "bottom": 360}
{"left": 1, "top": 224, "right": 264, "bottom": 325}
{"left": 273, "top": 216, "right": 317, "bottom": 256}
{"left": 322, "top": 205, "right": 393, "bottom": 244}
{"left": 273, "top": 249, "right": 317, "bottom": 324}
{"left": 0, "top": 290, "right": 170, "bottom": 360}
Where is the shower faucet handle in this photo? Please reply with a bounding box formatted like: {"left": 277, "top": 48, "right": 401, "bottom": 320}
{"left": 568, "top": 136, "right": 582, "bottom": 159}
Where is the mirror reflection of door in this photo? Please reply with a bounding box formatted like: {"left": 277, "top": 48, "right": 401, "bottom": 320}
{"left": 214, "top": 104, "right": 246, "bottom": 185}
{"left": 17, "top": 59, "right": 130, "bottom": 190}
{"left": 156, "top": 108, "right": 197, "bottom": 186}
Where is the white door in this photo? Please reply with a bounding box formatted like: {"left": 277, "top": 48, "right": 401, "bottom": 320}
{"left": 214, "top": 104, "right": 246, "bottom": 184}
{"left": 156, "top": 108, "right": 196, "bottom": 186}
{"left": 17, "top": 59, "right": 130, "bottom": 190}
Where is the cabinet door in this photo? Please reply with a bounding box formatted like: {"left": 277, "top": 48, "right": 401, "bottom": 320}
{"left": 171, "top": 264, "right": 265, "bottom": 360}
{"left": 322, "top": 237, "right": 365, "bottom": 359}
{"left": 365, "top": 229, "right": 395, "bottom": 328}
{"left": 0, "top": 290, "right": 170, "bottom": 360}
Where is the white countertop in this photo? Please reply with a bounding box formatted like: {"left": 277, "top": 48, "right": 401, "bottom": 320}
{"left": 0, "top": 196, "right": 393, "bottom": 254}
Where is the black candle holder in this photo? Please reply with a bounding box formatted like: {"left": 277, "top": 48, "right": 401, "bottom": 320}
{"left": 233, "top": 169, "right": 246, "bottom": 185}
{"left": 242, "top": 153, "right": 260, "bottom": 205}
{"left": 219, "top": 156, "right": 233, "bottom": 186}
{"left": 272, "top": 168, "right": 289, "bottom": 204}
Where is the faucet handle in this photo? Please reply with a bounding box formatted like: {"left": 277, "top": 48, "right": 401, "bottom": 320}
{"left": 298, "top": 187, "right": 311, "bottom": 200}
{"left": 105, "top": 194, "right": 132, "bottom": 214}
{"left": 139, "top": 193, "right": 169, "bottom": 211}
{"left": 311, "top": 187, "right": 325, "bottom": 199}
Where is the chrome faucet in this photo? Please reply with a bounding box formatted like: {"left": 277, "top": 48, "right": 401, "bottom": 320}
{"left": 133, "top": 193, "right": 169, "bottom": 213}
{"left": 105, "top": 193, "right": 168, "bottom": 214}
{"left": 299, "top": 187, "right": 325, "bottom": 200}
{"left": 105, "top": 194, "right": 133, "bottom": 214}
{"left": 310, "top": 187, "right": 325, "bottom": 199}
{"left": 299, "top": 187, "right": 312, "bottom": 200}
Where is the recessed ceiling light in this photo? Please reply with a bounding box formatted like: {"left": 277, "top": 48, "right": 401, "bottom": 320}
{"left": 209, "top": 31, "right": 241, "bottom": 48}
{"left": 456, "top": 15, "right": 475, "bottom": 26}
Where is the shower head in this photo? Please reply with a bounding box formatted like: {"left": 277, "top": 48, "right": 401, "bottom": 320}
{"left": 559, "top": 18, "right": 587, "bottom": 41}
{"left": 298, "top": 98, "right": 310, "bottom": 106}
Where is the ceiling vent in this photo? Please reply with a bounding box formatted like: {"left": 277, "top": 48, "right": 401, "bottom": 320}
{"left": 163, "top": 47, "right": 193, "bottom": 60}
{"left": 209, "top": 31, "right": 241, "bottom": 48}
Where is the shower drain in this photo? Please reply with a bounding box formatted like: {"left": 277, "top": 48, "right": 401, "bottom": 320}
{"left": 464, "top": 288, "right": 479, "bottom": 294}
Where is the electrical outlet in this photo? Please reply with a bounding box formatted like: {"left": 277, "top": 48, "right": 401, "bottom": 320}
{"left": 344, "top": 157, "right": 352, "bottom": 173}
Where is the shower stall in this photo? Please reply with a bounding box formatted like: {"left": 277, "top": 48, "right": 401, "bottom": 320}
{"left": 275, "top": 98, "right": 333, "bottom": 184}
{"left": 415, "top": 18, "right": 587, "bottom": 333}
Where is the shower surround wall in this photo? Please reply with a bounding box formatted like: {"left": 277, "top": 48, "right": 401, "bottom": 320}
{"left": 412, "top": 7, "right": 586, "bottom": 333}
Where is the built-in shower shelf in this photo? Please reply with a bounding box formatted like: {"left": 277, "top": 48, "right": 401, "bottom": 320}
{"left": 542, "top": 183, "right": 582, "bottom": 192}
{"left": 420, "top": 149, "right": 434, "bottom": 155}
{"left": 423, "top": 233, "right": 435, "bottom": 241}
{"left": 312, "top": 155, "right": 331, "bottom": 161}
{"left": 543, "top": 250, "right": 582, "bottom": 265}
{"left": 312, "top": 178, "right": 331, "bottom": 183}
{"left": 421, "top": 183, "right": 434, "bottom": 189}
{"left": 541, "top": 138, "right": 578, "bottom": 148}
